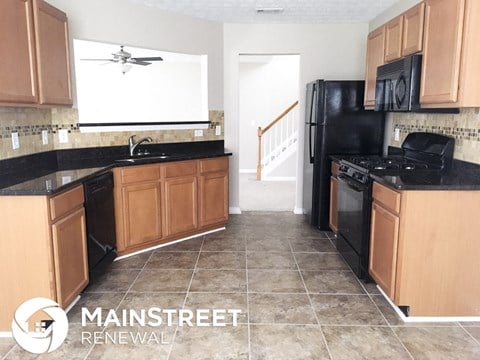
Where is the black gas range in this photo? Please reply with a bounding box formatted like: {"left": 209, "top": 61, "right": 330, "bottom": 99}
{"left": 335, "top": 132, "right": 454, "bottom": 280}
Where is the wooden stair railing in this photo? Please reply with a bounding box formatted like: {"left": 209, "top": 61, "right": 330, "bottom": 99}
{"left": 257, "top": 100, "right": 299, "bottom": 180}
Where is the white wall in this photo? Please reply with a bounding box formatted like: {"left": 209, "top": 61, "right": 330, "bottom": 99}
{"left": 239, "top": 55, "right": 299, "bottom": 173}
{"left": 224, "top": 23, "right": 369, "bottom": 213}
{"left": 369, "top": 0, "right": 423, "bottom": 30}
{"left": 46, "top": 0, "right": 224, "bottom": 110}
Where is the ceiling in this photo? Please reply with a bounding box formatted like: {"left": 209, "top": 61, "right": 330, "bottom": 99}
{"left": 131, "top": 0, "right": 399, "bottom": 23}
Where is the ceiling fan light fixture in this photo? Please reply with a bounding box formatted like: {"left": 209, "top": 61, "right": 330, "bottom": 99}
{"left": 120, "top": 63, "right": 133, "bottom": 74}
{"left": 255, "top": 6, "right": 284, "bottom": 14}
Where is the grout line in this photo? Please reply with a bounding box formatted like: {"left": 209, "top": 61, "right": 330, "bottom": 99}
{"left": 290, "top": 241, "right": 333, "bottom": 360}
{"left": 355, "top": 279, "right": 415, "bottom": 360}
{"left": 459, "top": 324, "right": 480, "bottom": 347}
{"left": 83, "top": 250, "right": 156, "bottom": 359}
{"left": 245, "top": 233, "right": 252, "bottom": 360}
{"left": 165, "top": 235, "right": 205, "bottom": 360}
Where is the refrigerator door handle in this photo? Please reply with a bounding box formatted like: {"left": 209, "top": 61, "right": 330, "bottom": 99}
{"left": 309, "top": 123, "right": 316, "bottom": 163}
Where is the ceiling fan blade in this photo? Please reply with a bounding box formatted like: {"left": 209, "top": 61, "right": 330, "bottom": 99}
{"left": 128, "top": 59, "right": 152, "bottom": 66}
{"left": 131, "top": 57, "right": 163, "bottom": 62}
{"left": 80, "top": 58, "right": 115, "bottom": 61}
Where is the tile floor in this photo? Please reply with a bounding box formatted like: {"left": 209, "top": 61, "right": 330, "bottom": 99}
{"left": 2, "top": 212, "right": 480, "bottom": 359}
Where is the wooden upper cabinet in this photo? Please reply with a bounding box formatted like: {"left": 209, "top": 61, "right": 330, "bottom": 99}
{"left": 384, "top": 16, "right": 404, "bottom": 62}
{"left": 33, "top": 0, "right": 72, "bottom": 105}
{"left": 420, "top": 0, "right": 465, "bottom": 105}
{"left": 402, "top": 2, "right": 425, "bottom": 56}
{"left": 364, "top": 27, "right": 385, "bottom": 108}
{"left": 0, "top": 0, "right": 38, "bottom": 104}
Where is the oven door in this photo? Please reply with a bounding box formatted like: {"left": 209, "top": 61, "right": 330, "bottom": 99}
{"left": 336, "top": 174, "right": 371, "bottom": 277}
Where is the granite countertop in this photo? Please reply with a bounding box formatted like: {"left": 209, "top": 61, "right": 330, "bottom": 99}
{"left": 370, "top": 158, "right": 480, "bottom": 190}
{"left": 0, "top": 141, "right": 231, "bottom": 196}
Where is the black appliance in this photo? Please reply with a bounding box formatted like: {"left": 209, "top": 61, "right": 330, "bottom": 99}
{"left": 336, "top": 132, "right": 455, "bottom": 280}
{"left": 302, "top": 80, "right": 385, "bottom": 229}
{"left": 375, "top": 54, "right": 422, "bottom": 112}
{"left": 83, "top": 172, "right": 117, "bottom": 279}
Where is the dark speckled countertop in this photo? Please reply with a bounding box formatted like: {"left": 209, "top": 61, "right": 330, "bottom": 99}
{"left": 371, "top": 168, "right": 480, "bottom": 190}
{"left": 0, "top": 140, "right": 231, "bottom": 196}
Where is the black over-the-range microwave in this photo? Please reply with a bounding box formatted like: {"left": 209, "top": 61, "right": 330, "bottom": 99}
{"left": 375, "top": 54, "right": 422, "bottom": 112}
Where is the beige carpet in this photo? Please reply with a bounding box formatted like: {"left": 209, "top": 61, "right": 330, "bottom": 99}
{"left": 239, "top": 173, "right": 296, "bottom": 211}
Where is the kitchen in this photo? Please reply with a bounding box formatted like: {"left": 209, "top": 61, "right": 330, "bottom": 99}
{"left": 1, "top": 0, "right": 480, "bottom": 359}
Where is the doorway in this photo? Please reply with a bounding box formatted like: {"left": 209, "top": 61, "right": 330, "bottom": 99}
{"left": 238, "top": 54, "right": 300, "bottom": 211}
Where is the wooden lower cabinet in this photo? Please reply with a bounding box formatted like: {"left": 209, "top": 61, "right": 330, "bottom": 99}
{"left": 0, "top": 185, "right": 89, "bottom": 331}
{"left": 199, "top": 171, "right": 228, "bottom": 227}
{"left": 114, "top": 157, "right": 229, "bottom": 255}
{"left": 329, "top": 176, "right": 338, "bottom": 233}
{"left": 51, "top": 207, "right": 88, "bottom": 307}
{"left": 369, "top": 202, "right": 399, "bottom": 300}
{"left": 369, "top": 182, "right": 480, "bottom": 316}
{"left": 164, "top": 176, "right": 198, "bottom": 236}
{"left": 122, "top": 182, "right": 162, "bottom": 248}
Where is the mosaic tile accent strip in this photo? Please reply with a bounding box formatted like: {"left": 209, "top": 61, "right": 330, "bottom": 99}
{"left": 389, "top": 108, "right": 480, "bottom": 164}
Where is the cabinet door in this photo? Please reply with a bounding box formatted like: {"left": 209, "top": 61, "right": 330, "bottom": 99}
{"left": 0, "top": 0, "right": 38, "bottom": 104}
{"left": 164, "top": 176, "right": 198, "bottom": 236}
{"left": 33, "top": 0, "right": 72, "bottom": 105}
{"left": 123, "top": 182, "right": 162, "bottom": 248}
{"left": 385, "top": 16, "right": 404, "bottom": 62}
{"left": 369, "top": 202, "right": 400, "bottom": 300}
{"left": 364, "top": 27, "right": 386, "bottom": 108}
{"left": 329, "top": 176, "right": 338, "bottom": 233}
{"left": 51, "top": 208, "right": 89, "bottom": 308}
{"left": 402, "top": 2, "right": 425, "bottom": 56}
{"left": 199, "top": 172, "right": 229, "bottom": 227}
{"left": 420, "top": 0, "right": 465, "bottom": 105}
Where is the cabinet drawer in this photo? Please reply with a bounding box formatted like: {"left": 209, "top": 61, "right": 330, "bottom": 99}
{"left": 200, "top": 157, "right": 228, "bottom": 174}
{"left": 373, "top": 182, "right": 401, "bottom": 214}
{"left": 121, "top": 165, "right": 160, "bottom": 184}
{"left": 163, "top": 161, "right": 197, "bottom": 178}
{"left": 50, "top": 185, "right": 84, "bottom": 221}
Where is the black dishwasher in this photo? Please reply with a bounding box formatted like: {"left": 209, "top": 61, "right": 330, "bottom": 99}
{"left": 83, "top": 171, "right": 117, "bottom": 280}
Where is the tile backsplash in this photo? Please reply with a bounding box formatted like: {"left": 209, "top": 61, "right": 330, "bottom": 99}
{"left": 0, "top": 107, "right": 224, "bottom": 160}
{"left": 389, "top": 108, "right": 480, "bottom": 164}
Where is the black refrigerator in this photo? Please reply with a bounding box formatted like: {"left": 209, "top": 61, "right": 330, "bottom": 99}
{"left": 303, "top": 80, "right": 385, "bottom": 229}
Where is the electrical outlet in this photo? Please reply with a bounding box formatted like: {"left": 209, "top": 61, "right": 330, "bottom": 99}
{"left": 194, "top": 129, "right": 203, "bottom": 137}
{"left": 215, "top": 125, "right": 221, "bottom": 136}
{"left": 58, "top": 129, "right": 69, "bottom": 143}
{"left": 394, "top": 128, "right": 400, "bottom": 141}
{"left": 11, "top": 132, "right": 19, "bottom": 150}
{"left": 61, "top": 176, "right": 72, "bottom": 185}
{"left": 42, "top": 130, "right": 49, "bottom": 145}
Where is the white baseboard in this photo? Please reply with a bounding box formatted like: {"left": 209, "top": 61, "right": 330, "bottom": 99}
{"left": 377, "top": 285, "right": 480, "bottom": 322}
{"left": 239, "top": 169, "right": 256, "bottom": 174}
{"left": 261, "top": 176, "right": 296, "bottom": 181}
{"left": 115, "top": 227, "right": 225, "bottom": 260}
{"left": 0, "top": 332, "right": 12, "bottom": 338}
{"left": 229, "top": 207, "right": 242, "bottom": 214}
{"left": 294, "top": 207, "right": 305, "bottom": 214}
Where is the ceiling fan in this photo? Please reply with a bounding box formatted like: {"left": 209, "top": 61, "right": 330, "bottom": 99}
{"left": 81, "top": 45, "right": 163, "bottom": 73}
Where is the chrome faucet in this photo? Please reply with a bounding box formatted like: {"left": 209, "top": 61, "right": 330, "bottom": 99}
{"left": 128, "top": 135, "right": 153, "bottom": 156}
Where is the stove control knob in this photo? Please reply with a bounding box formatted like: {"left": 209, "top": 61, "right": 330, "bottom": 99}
{"left": 339, "top": 165, "right": 348, "bottom": 172}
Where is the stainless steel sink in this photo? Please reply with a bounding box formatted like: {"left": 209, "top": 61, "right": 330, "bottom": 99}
{"left": 115, "top": 154, "right": 171, "bottom": 163}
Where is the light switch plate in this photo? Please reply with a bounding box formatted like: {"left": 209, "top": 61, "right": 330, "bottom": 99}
{"left": 11, "top": 132, "right": 19, "bottom": 150}
{"left": 59, "top": 129, "right": 69, "bottom": 143}
{"left": 394, "top": 128, "right": 400, "bottom": 141}
{"left": 215, "top": 125, "right": 221, "bottom": 136}
{"left": 194, "top": 129, "right": 203, "bottom": 137}
{"left": 42, "top": 130, "right": 49, "bottom": 145}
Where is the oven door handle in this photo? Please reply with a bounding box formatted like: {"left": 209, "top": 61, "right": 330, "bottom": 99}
{"left": 338, "top": 175, "right": 368, "bottom": 192}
